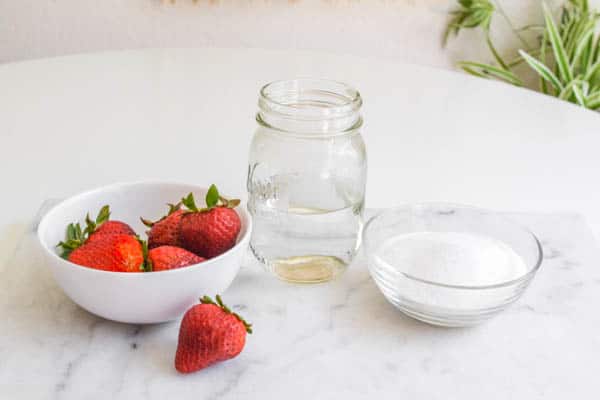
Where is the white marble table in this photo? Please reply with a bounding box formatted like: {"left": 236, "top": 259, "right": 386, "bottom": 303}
{"left": 2, "top": 48, "right": 600, "bottom": 398}
{"left": 2, "top": 210, "right": 599, "bottom": 399}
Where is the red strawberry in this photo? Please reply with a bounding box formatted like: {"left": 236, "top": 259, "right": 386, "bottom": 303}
{"left": 175, "top": 295, "right": 252, "bottom": 374}
{"left": 141, "top": 204, "right": 184, "bottom": 249}
{"left": 68, "top": 234, "right": 145, "bottom": 272}
{"left": 179, "top": 185, "right": 241, "bottom": 259}
{"left": 89, "top": 220, "right": 136, "bottom": 240}
{"left": 57, "top": 205, "right": 136, "bottom": 257}
{"left": 147, "top": 245, "right": 205, "bottom": 271}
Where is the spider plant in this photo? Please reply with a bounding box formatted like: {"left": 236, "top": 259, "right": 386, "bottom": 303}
{"left": 445, "top": 0, "right": 600, "bottom": 110}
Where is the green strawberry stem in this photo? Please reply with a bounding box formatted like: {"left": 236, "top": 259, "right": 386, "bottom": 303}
{"left": 200, "top": 295, "right": 253, "bottom": 334}
{"left": 205, "top": 184, "right": 219, "bottom": 208}
{"left": 140, "top": 202, "right": 181, "bottom": 228}
{"left": 56, "top": 222, "right": 85, "bottom": 258}
{"left": 139, "top": 238, "right": 152, "bottom": 272}
{"left": 56, "top": 205, "right": 111, "bottom": 258}
{"left": 83, "top": 205, "right": 110, "bottom": 236}
{"left": 181, "top": 185, "right": 240, "bottom": 213}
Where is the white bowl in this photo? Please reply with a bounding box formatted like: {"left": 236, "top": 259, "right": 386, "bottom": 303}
{"left": 37, "top": 181, "right": 252, "bottom": 324}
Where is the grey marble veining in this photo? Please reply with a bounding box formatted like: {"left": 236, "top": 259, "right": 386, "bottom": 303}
{"left": 1, "top": 212, "right": 599, "bottom": 399}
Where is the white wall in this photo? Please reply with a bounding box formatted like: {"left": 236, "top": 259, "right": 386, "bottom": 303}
{"left": 1, "top": 0, "right": 589, "bottom": 67}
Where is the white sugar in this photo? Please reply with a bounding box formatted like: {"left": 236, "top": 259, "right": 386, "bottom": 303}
{"left": 372, "top": 231, "right": 528, "bottom": 309}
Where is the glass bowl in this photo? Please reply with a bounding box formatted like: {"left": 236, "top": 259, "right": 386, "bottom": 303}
{"left": 363, "top": 203, "right": 543, "bottom": 327}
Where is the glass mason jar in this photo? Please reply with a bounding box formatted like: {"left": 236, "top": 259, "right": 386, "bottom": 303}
{"left": 247, "top": 79, "right": 367, "bottom": 283}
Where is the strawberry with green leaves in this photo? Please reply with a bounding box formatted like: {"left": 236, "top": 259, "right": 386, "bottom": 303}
{"left": 86, "top": 205, "right": 135, "bottom": 239}
{"left": 57, "top": 205, "right": 136, "bottom": 257}
{"left": 175, "top": 295, "right": 252, "bottom": 373}
{"left": 57, "top": 205, "right": 143, "bottom": 272}
{"left": 179, "top": 185, "right": 241, "bottom": 259}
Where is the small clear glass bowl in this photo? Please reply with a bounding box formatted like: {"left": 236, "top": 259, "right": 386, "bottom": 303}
{"left": 363, "top": 203, "right": 543, "bottom": 327}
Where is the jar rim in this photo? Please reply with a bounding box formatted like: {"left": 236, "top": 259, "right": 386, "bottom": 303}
{"left": 258, "top": 78, "right": 363, "bottom": 135}
{"left": 259, "top": 78, "right": 362, "bottom": 121}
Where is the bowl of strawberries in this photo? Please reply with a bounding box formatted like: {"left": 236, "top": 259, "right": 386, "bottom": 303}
{"left": 37, "top": 181, "right": 252, "bottom": 324}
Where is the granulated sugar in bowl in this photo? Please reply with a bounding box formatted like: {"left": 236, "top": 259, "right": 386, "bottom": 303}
{"left": 363, "top": 203, "right": 543, "bottom": 327}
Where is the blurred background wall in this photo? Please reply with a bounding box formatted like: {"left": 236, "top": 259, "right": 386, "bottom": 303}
{"left": 0, "top": 0, "right": 595, "bottom": 67}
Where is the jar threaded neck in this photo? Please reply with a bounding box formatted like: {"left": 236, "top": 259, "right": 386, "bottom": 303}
{"left": 257, "top": 79, "right": 363, "bottom": 136}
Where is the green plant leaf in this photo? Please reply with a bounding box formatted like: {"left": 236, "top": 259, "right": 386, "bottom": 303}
{"left": 507, "top": 48, "right": 541, "bottom": 68}
{"left": 461, "top": 9, "right": 488, "bottom": 28}
{"left": 516, "top": 24, "right": 546, "bottom": 32}
{"left": 205, "top": 184, "right": 219, "bottom": 208}
{"left": 558, "top": 78, "right": 586, "bottom": 102}
{"left": 446, "top": 0, "right": 600, "bottom": 110}
{"left": 539, "top": 31, "right": 550, "bottom": 94}
{"left": 585, "top": 90, "right": 600, "bottom": 108}
{"left": 519, "top": 50, "right": 564, "bottom": 91}
{"left": 573, "top": 82, "right": 587, "bottom": 105}
{"left": 584, "top": 59, "right": 600, "bottom": 81}
{"left": 486, "top": 32, "right": 508, "bottom": 69}
{"left": 573, "top": 0, "right": 590, "bottom": 13}
{"left": 544, "top": 2, "right": 574, "bottom": 83}
{"left": 570, "top": 19, "right": 597, "bottom": 64}
{"left": 574, "top": 30, "right": 595, "bottom": 72}
{"left": 458, "top": 61, "right": 523, "bottom": 86}
{"left": 584, "top": 31, "right": 597, "bottom": 71}
{"left": 564, "top": 17, "right": 585, "bottom": 58}
{"left": 443, "top": 0, "right": 494, "bottom": 45}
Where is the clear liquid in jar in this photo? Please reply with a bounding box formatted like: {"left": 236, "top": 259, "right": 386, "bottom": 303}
{"left": 248, "top": 173, "right": 363, "bottom": 283}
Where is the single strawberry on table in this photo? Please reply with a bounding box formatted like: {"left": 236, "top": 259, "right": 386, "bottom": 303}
{"left": 147, "top": 245, "right": 205, "bottom": 271}
{"left": 179, "top": 185, "right": 241, "bottom": 259}
{"left": 175, "top": 295, "right": 252, "bottom": 374}
{"left": 141, "top": 203, "right": 184, "bottom": 249}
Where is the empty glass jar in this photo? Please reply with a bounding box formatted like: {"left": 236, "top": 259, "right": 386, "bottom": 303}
{"left": 247, "top": 79, "right": 367, "bottom": 283}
